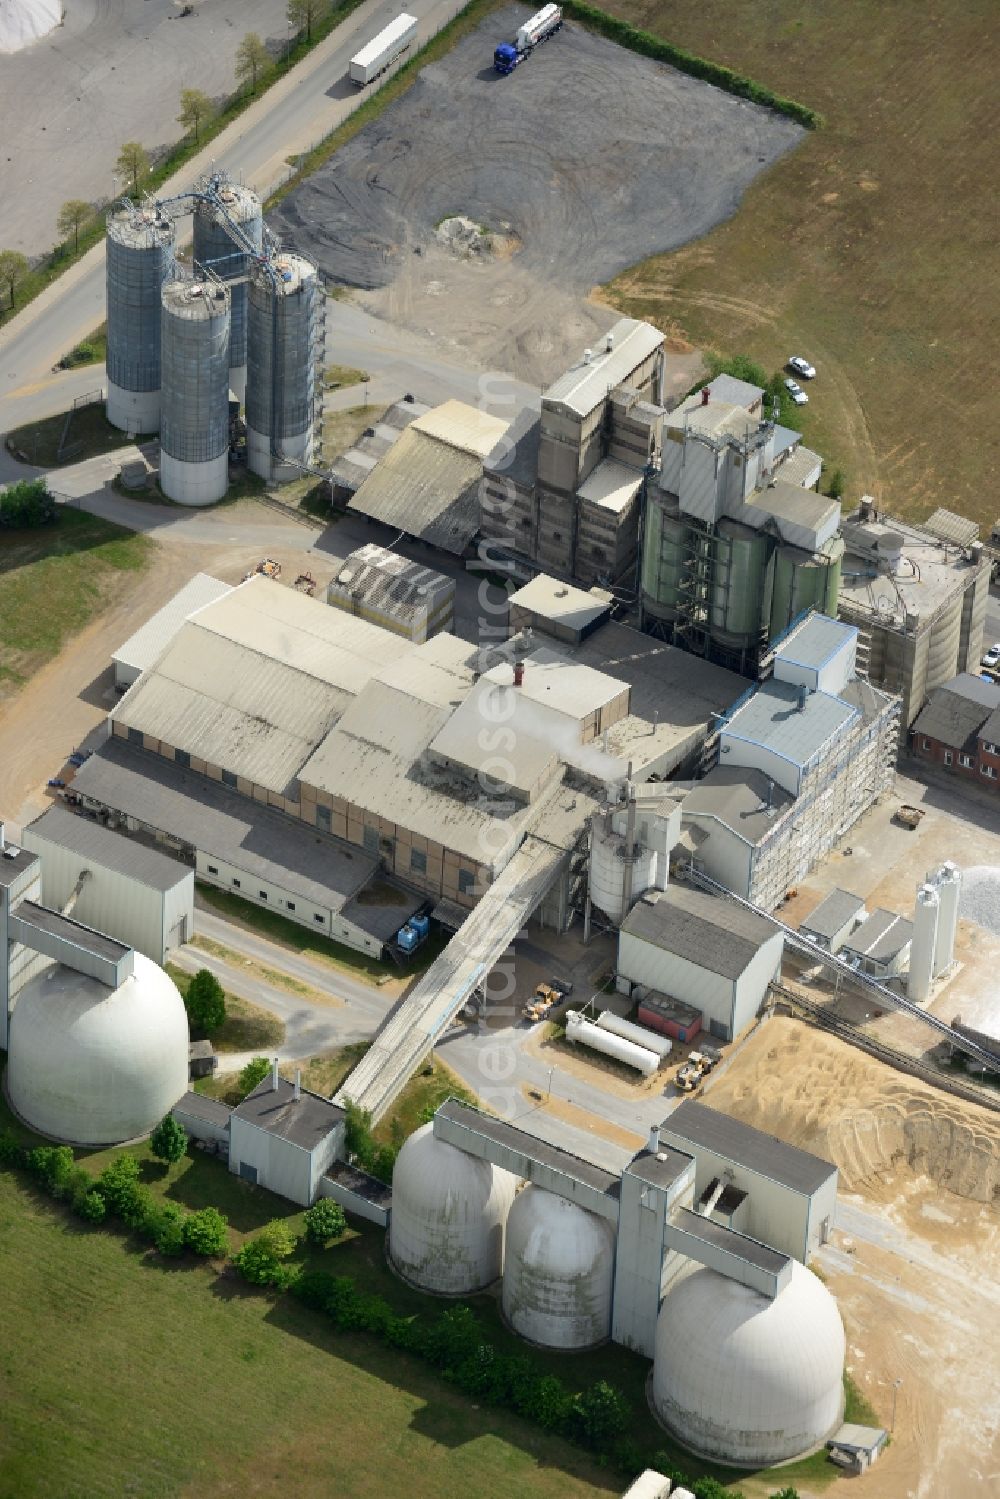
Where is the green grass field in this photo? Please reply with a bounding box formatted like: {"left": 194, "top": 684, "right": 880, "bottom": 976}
{"left": 604, "top": 0, "right": 999, "bottom": 526}
{"left": 0, "top": 508, "right": 153, "bottom": 699}
{"left": 5, "top": 403, "right": 143, "bottom": 467}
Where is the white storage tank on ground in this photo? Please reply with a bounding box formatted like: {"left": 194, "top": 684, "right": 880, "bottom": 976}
{"left": 6, "top": 953, "right": 189, "bottom": 1146}
{"left": 159, "top": 278, "right": 231, "bottom": 505}
{"left": 589, "top": 819, "right": 658, "bottom": 924}
{"left": 192, "top": 180, "right": 263, "bottom": 402}
{"left": 389, "top": 1123, "right": 518, "bottom": 1294}
{"left": 106, "top": 207, "right": 175, "bottom": 435}
{"left": 502, "top": 1185, "right": 616, "bottom": 1349}
{"left": 652, "top": 1261, "right": 845, "bottom": 1466}
{"left": 246, "top": 254, "right": 320, "bottom": 480}
{"left": 907, "top": 881, "right": 940, "bottom": 1002}
{"left": 930, "top": 861, "right": 961, "bottom": 976}
{"left": 597, "top": 1010, "right": 672, "bottom": 1058}
{"left": 566, "top": 1009, "right": 659, "bottom": 1075}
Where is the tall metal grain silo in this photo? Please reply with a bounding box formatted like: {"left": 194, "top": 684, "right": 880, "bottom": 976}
{"left": 106, "top": 206, "right": 175, "bottom": 435}
{"left": 159, "top": 278, "right": 231, "bottom": 506}
{"left": 245, "top": 253, "right": 323, "bottom": 481}
{"left": 192, "top": 179, "right": 263, "bottom": 402}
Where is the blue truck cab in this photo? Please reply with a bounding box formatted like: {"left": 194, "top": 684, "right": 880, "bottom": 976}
{"left": 494, "top": 41, "right": 519, "bottom": 73}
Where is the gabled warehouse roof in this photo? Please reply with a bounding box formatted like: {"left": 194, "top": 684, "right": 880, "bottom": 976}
{"left": 799, "top": 887, "right": 865, "bottom": 941}
{"left": 544, "top": 319, "right": 663, "bottom": 418}
{"left": 665, "top": 1101, "right": 836, "bottom": 1195}
{"left": 111, "top": 572, "right": 232, "bottom": 677}
{"left": 911, "top": 673, "right": 1000, "bottom": 751}
{"left": 621, "top": 885, "right": 777, "bottom": 979}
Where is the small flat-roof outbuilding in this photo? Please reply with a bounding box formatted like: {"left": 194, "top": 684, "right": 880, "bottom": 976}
{"left": 230, "top": 1072, "right": 346, "bottom": 1206}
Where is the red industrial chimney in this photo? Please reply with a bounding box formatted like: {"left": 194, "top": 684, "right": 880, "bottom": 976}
{"left": 513, "top": 660, "right": 525, "bottom": 687}
{"left": 701, "top": 386, "right": 710, "bottom": 406}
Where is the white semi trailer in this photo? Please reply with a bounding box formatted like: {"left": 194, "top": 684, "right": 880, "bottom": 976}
{"left": 349, "top": 13, "right": 418, "bottom": 86}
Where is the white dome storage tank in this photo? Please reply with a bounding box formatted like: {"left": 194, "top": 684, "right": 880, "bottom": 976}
{"left": 389, "top": 1123, "right": 518, "bottom": 1294}
{"left": 502, "top": 1185, "right": 616, "bottom": 1349}
{"left": 652, "top": 1261, "right": 845, "bottom": 1466}
{"left": 7, "top": 953, "right": 189, "bottom": 1146}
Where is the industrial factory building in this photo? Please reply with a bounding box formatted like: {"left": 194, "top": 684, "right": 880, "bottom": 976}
{"left": 837, "top": 505, "right": 990, "bottom": 727}
{"left": 22, "top": 805, "right": 193, "bottom": 965}
{"left": 111, "top": 571, "right": 232, "bottom": 689}
{"left": 326, "top": 543, "right": 456, "bottom": 643}
{"left": 678, "top": 614, "right": 900, "bottom": 910}
{"left": 386, "top": 1097, "right": 845, "bottom": 1467}
{"left": 617, "top": 886, "right": 783, "bottom": 1042}
{"left": 481, "top": 318, "right": 666, "bottom": 585}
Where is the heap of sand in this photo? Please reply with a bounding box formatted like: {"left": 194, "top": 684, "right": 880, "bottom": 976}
{"left": 0, "top": 0, "right": 61, "bottom": 53}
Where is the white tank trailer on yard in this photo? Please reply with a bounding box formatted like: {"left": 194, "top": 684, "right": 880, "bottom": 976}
{"left": 350, "top": 13, "right": 418, "bottom": 85}
{"left": 597, "top": 1009, "right": 673, "bottom": 1058}
{"left": 565, "top": 1008, "right": 660, "bottom": 1075}
{"left": 493, "top": 3, "right": 563, "bottom": 73}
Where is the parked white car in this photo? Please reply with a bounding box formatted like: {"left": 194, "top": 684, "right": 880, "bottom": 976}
{"left": 981, "top": 644, "right": 1000, "bottom": 668}
{"left": 784, "top": 378, "right": 809, "bottom": 406}
{"left": 788, "top": 356, "right": 816, "bottom": 379}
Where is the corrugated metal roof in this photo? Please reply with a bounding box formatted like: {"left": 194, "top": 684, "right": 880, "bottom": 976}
{"left": 112, "top": 573, "right": 233, "bottom": 675}
{"left": 724, "top": 680, "right": 859, "bottom": 772}
{"left": 576, "top": 459, "right": 643, "bottom": 514}
{"left": 348, "top": 428, "right": 483, "bottom": 555}
{"left": 410, "top": 399, "right": 509, "bottom": 458}
{"left": 665, "top": 1100, "right": 836, "bottom": 1194}
{"left": 799, "top": 887, "right": 866, "bottom": 941}
{"left": 328, "top": 543, "right": 454, "bottom": 625}
{"left": 622, "top": 885, "right": 777, "bottom": 978}
{"left": 72, "top": 739, "right": 376, "bottom": 913}
{"left": 841, "top": 908, "right": 912, "bottom": 963}
{"left": 24, "top": 805, "right": 190, "bottom": 893}
{"left": 923, "top": 507, "right": 979, "bottom": 549}
{"left": 544, "top": 319, "right": 663, "bottom": 418}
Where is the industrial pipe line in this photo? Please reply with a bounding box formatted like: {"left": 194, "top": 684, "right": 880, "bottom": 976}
{"left": 686, "top": 869, "right": 1000, "bottom": 1072}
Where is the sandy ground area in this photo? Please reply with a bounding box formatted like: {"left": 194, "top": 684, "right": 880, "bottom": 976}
{"left": 706, "top": 1016, "right": 1000, "bottom": 1499}
{"left": 270, "top": 5, "right": 802, "bottom": 387}
{"left": 0, "top": 0, "right": 292, "bottom": 254}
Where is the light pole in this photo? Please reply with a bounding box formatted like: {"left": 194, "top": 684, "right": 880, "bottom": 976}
{"left": 891, "top": 1377, "right": 902, "bottom": 1432}
{"left": 546, "top": 1066, "right": 553, "bottom": 1101}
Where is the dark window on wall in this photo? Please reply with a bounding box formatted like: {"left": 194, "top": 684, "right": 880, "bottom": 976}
{"left": 221, "top": 770, "right": 237, "bottom": 788}
{"left": 175, "top": 749, "right": 190, "bottom": 769}
{"left": 458, "top": 869, "right": 475, "bottom": 895}
{"left": 287, "top": 901, "right": 296, "bottom": 911}
{"left": 314, "top": 914, "right": 324, "bottom": 925}
{"left": 316, "top": 806, "right": 331, "bottom": 832}
{"left": 259, "top": 891, "right": 268, "bottom": 901}
{"left": 363, "top": 826, "right": 378, "bottom": 855}
{"left": 411, "top": 849, "right": 427, "bottom": 874}
{"left": 207, "top": 864, "right": 219, "bottom": 875}
{"left": 232, "top": 879, "right": 241, "bottom": 889}
{"left": 128, "top": 727, "right": 143, "bottom": 745}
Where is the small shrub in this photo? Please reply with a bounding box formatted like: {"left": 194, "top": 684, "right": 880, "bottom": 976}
{"left": 75, "top": 1189, "right": 107, "bottom": 1224}
{"left": 256, "top": 1219, "right": 297, "bottom": 1260}
{"left": 26, "top": 1145, "right": 75, "bottom": 1194}
{"left": 238, "top": 1056, "right": 271, "bottom": 1098}
{"left": 304, "top": 1199, "right": 347, "bottom": 1245}
{"left": 119, "top": 1184, "right": 156, "bottom": 1232}
{"left": 184, "top": 968, "right": 226, "bottom": 1035}
{"left": 565, "top": 1380, "right": 629, "bottom": 1452}
{"left": 58, "top": 1165, "right": 94, "bottom": 1205}
{"left": 96, "top": 1153, "right": 142, "bottom": 1214}
{"left": 150, "top": 1114, "right": 188, "bottom": 1164}
{"left": 0, "top": 1129, "right": 26, "bottom": 1169}
{"left": 233, "top": 1238, "right": 285, "bottom": 1286}
{"left": 149, "top": 1202, "right": 188, "bottom": 1257}
{"left": 183, "top": 1206, "right": 230, "bottom": 1257}
{"left": 827, "top": 469, "right": 846, "bottom": 499}
{"left": 292, "top": 1270, "right": 337, "bottom": 1310}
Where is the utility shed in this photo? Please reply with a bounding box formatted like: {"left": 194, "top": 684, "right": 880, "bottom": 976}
{"left": 798, "top": 888, "right": 866, "bottom": 954}
{"left": 507, "top": 574, "right": 612, "bottom": 645}
{"left": 326, "top": 543, "right": 455, "bottom": 643}
{"left": 230, "top": 1069, "right": 346, "bottom": 1207}
{"left": 659, "top": 1101, "right": 838, "bottom": 1264}
{"left": 111, "top": 572, "right": 232, "bottom": 689}
{"left": 840, "top": 907, "right": 913, "bottom": 977}
{"left": 22, "top": 806, "right": 194, "bottom": 963}
{"left": 618, "top": 886, "right": 783, "bottom": 1041}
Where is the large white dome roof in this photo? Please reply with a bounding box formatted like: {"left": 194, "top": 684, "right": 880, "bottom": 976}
{"left": 652, "top": 1260, "right": 845, "bottom": 1466}
{"left": 502, "top": 1185, "right": 616, "bottom": 1349}
{"left": 389, "top": 1123, "right": 518, "bottom": 1294}
{"left": 7, "top": 953, "right": 189, "bottom": 1146}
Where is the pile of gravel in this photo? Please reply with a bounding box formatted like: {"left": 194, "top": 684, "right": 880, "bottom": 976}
{"left": 958, "top": 865, "right": 1000, "bottom": 936}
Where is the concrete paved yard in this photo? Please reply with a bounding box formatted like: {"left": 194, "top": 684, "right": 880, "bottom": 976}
{"left": 270, "top": 3, "right": 803, "bottom": 384}
{"left": 0, "top": 0, "right": 292, "bottom": 255}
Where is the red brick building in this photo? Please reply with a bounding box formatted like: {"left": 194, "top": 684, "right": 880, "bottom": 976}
{"left": 911, "top": 673, "right": 1000, "bottom": 788}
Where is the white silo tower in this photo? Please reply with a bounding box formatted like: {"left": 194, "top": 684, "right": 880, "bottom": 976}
{"left": 929, "top": 861, "right": 961, "bottom": 977}
{"left": 159, "top": 278, "right": 232, "bottom": 506}
{"left": 907, "top": 881, "right": 940, "bottom": 1002}
{"left": 7, "top": 952, "right": 189, "bottom": 1146}
{"left": 652, "top": 1261, "right": 846, "bottom": 1467}
{"left": 245, "top": 254, "right": 322, "bottom": 481}
{"left": 388, "top": 1123, "right": 518, "bottom": 1294}
{"left": 193, "top": 179, "right": 263, "bottom": 403}
{"left": 501, "top": 1185, "right": 616, "bottom": 1349}
{"left": 106, "top": 206, "right": 175, "bottom": 435}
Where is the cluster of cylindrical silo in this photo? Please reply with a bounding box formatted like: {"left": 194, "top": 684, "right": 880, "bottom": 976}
{"left": 388, "top": 1123, "right": 616, "bottom": 1350}
{"left": 105, "top": 185, "right": 320, "bottom": 506}
{"left": 907, "top": 860, "right": 962, "bottom": 1002}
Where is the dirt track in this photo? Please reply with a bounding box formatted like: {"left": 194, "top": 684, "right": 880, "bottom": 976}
{"left": 270, "top": 5, "right": 802, "bottom": 385}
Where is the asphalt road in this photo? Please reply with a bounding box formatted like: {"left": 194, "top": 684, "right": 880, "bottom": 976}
{"left": 0, "top": 0, "right": 468, "bottom": 401}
